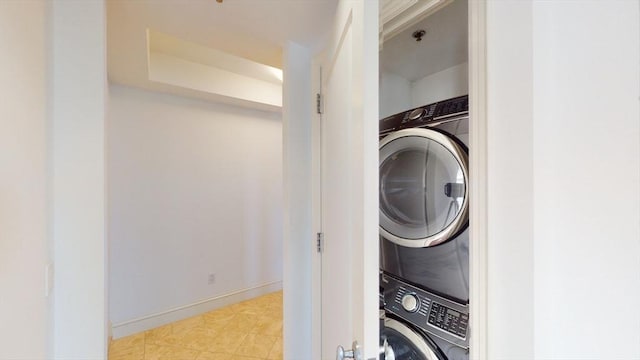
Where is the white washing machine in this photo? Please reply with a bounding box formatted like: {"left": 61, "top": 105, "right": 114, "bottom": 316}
{"left": 379, "top": 96, "right": 470, "bottom": 360}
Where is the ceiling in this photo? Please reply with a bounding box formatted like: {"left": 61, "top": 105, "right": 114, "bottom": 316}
{"left": 107, "top": 0, "right": 337, "bottom": 94}
{"left": 380, "top": 0, "right": 468, "bottom": 82}
{"left": 108, "top": 0, "right": 468, "bottom": 103}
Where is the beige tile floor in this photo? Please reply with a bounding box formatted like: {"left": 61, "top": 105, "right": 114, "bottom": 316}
{"left": 109, "top": 291, "right": 283, "bottom": 360}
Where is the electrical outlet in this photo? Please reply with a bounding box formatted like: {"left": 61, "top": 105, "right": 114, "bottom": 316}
{"left": 208, "top": 273, "right": 216, "bottom": 285}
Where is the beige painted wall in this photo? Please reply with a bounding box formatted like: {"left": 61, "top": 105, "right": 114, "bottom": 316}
{"left": 0, "top": 1, "right": 49, "bottom": 358}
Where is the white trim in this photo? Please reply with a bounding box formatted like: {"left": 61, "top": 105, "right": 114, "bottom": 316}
{"left": 310, "top": 56, "right": 323, "bottom": 360}
{"left": 282, "top": 41, "right": 314, "bottom": 359}
{"left": 380, "top": 0, "right": 453, "bottom": 44}
{"left": 380, "top": 0, "right": 418, "bottom": 25}
{"left": 468, "top": 1, "right": 488, "bottom": 359}
{"left": 111, "top": 281, "right": 282, "bottom": 339}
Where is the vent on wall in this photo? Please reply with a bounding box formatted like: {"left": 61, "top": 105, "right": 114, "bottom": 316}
{"left": 146, "top": 29, "right": 283, "bottom": 112}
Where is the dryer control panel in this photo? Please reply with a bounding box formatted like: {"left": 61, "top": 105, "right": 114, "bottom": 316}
{"left": 381, "top": 272, "right": 469, "bottom": 349}
{"left": 379, "top": 95, "right": 469, "bottom": 138}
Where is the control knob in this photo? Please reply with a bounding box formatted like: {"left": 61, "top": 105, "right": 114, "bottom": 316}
{"left": 401, "top": 293, "right": 419, "bottom": 313}
{"left": 408, "top": 108, "right": 425, "bottom": 120}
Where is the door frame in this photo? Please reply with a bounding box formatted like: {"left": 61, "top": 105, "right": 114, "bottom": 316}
{"left": 55, "top": 0, "right": 490, "bottom": 358}
{"left": 468, "top": 1, "right": 488, "bottom": 359}
{"left": 310, "top": 55, "right": 323, "bottom": 360}
{"left": 307, "top": 1, "right": 489, "bottom": 359}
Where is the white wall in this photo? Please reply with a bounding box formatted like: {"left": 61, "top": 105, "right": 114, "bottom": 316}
{"left": 51, "top": 1, "right": 108, "bottom": 357}
{"left": 486, "top": 1, "right": 534, "bottom": 358}
{"left": 148, "top": 51, "right": 282, "bottom": 111}
{"left": 486, "top": 1, "right": 640, "bottom": 359}
{"left": 531, "top": 1, "right": 640, "bottom": 358}
{"left": 379, "top": 62, "right": 468, "bottom": 118}
{"left": 0, "top": 1, "right": 49, "bottom": 358}
{"left": 411, "top": 62, "right": 468, "bottom": 107}
{"left": 379, "top": 71, "right": 411, "bottom": 118}
{"left": 108, "top": 85, "right": 283, "bottom": 332}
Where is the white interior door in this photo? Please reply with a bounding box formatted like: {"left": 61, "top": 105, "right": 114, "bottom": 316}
{"left": 319, "top": 1, "right": 379, "bottom": 359}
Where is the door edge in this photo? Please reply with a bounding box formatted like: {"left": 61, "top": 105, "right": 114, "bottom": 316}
{"left": 468, "top": 1, "right": 488, "bottom": 359}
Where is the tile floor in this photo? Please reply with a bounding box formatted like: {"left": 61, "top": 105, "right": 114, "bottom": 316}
{"left": 109, "top": 291, "right": 283, "bottom": 360}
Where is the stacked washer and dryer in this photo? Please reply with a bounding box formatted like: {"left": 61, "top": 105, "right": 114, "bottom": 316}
{"left": 379, "top": 95, "right": 470, "bottom": 360}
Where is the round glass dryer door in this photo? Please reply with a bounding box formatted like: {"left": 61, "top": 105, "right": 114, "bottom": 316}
{"left": 379, "top": 128, "right": 469, "bottom": 248}
{"left": 381, "top": 317, "right": 441, "bottom": 360}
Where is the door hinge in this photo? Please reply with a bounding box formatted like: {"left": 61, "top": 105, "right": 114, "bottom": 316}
{"left": 316, "top": 93, "right": 324, "bottom": 115}
{"left": 316, "top": 232, "right": 324, "bottom": 253}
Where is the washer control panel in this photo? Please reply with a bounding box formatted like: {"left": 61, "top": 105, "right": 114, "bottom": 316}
{"left": 428, "top": 302, "right": 469, "bottom": 339}
{"left": 381, "top": 273, "right": 469, "bottom": 349}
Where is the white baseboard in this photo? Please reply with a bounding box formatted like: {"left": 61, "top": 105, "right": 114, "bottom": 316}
{"left": 111, "top": 281, "right": 282, "bottom": 339}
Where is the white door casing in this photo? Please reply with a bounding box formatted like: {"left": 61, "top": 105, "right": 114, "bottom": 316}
{"left": 468, "top": 1, "right": 488, "bottom": 359}
{"left": 307, "top": 1, "right": 491, "bottom": 359}
{"left": 316, "top": 0, "right": 379, "bottom": 359}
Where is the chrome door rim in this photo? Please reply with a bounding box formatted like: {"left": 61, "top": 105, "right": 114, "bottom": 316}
{"left": 383, "top": 317, "right": 440, "bottom": 360}
{"left": 379, "top": 128, "right": 469, "bottom": 248}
